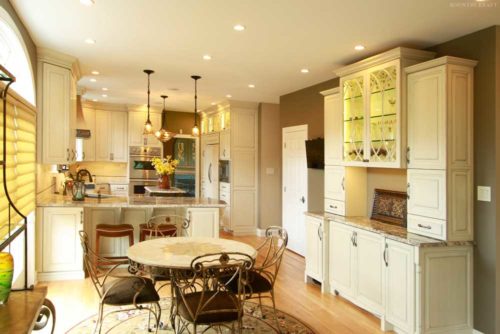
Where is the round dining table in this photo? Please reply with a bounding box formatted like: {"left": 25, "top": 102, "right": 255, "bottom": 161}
{"left": 127, "top": 236, "right": 257, "bottom": 270}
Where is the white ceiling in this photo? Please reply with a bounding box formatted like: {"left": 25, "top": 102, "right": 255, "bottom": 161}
{"left": 10, "top": 0, "right": 500, "bottom": 111}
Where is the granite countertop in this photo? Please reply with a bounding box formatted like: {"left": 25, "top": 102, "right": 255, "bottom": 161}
{"left": 37, "top": 191, "right": 227, "bottom": 208}
{"left": 144, "top": 186, "right": 186, "bottom": 194}
{"left": 305, "top": 211, "right": 474, "bottom": 248}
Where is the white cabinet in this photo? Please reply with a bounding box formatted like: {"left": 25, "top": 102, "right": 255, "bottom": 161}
{"left": 329, "top": 222, "right": 355, "bottom": 297}
{"left": 406, "top": 57, "right": 476, "bottom": 241}
{"left": 384, "top": 239, "right": 415, "bottom": 334}
{"left": 219, "top": 182, "right": 231, "bottom": 230}
{"left": 322, "top": 88, "right": 343, "bottom": 165}
{"left": 128, "top": 111, "right": 162, "bottom": 147}
{"left": 186, "top": 208, "right": 219, "bottom": 238}
{"left": 37, "top": 207, "right": 84, "bottom": 280}
{"left": 305, "top": 215, "right": 324, "bottom": 283}
{"left": 219, "top": 129, "right": 230, "bottom": 160}
{"left": 38, "top": 61, "right": 77, "bottom": 164}
{"left": 324, "top": 166, "right": 367, "bottom": 216}
{"left": 324, "top": 166, "right": 345, "bottom": 201}
{"left": 76, "top": 107, "right": 96, "bottom": 161}
{"left": 94, "top": 109, "right": 128, "bottom": 162}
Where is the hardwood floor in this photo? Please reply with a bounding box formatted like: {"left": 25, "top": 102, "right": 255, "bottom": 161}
{"left": 39, "top": 233, "right": 386, "bottom": 334}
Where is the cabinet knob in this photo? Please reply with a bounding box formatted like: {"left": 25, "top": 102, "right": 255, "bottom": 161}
{"left": 66, "top": 148, "right": 70, "bottom": 162}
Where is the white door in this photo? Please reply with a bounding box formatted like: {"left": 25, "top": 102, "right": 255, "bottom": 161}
{"left": 407, "top": 169, "right": 446, "bottom": 220}
{"left": 384, "top": 239, "right": 415, "bottom": 334}
{"left": 42, "top": 207, "right": 83, "bottom": 272}
{"left": 282, "top": 125, "right": 308, "bottom": 256}
{"left": 355, "top": 229, "right": 384, "bottom": 314}
{"left": 203, "top": 144, "right": 219, "bottom": 199}
{"left": 329, "top": 222, "right": 355, "bottom": 297}
{"left": 305, "top": 216, "right": 322, "bottom": 281}
{"left": 95, "top": 110, "right": 111, "bottom": 161}
{"left": 324, "top": 166, "right": 345, "bottom": 201}
{"left": 407, "top": 67, "right": 446, "bottom": 169}
{"left": 110, "top": 111, "right": 128, "bottom": 162}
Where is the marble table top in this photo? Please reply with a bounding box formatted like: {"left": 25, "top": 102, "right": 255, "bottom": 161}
{"left": 305, "top": 211, "right": 474, "bottom": 248}
{"left": 127, "top": 237, "right": 257, "bottom": 269}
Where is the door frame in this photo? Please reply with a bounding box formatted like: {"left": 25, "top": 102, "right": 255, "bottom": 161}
{"left": 282, "top": 124, "right": 308, "bottom": 255}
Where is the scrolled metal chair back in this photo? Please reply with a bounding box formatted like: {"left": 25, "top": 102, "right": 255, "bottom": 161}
{"left": 255, "top": 226, "right": 288, "bottom": 288}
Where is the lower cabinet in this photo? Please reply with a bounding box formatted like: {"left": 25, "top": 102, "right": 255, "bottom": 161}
{"left": 304, "top": 215, "right": 324, "bottom": 284}
{"left": 186, "top": 208, "right": 219, "bottom": 238}
{"left": 36, "top": 207, "right": 84, "bottom": 281}
{"left": 326, "top": 220, "right": 473, "bottom": 334}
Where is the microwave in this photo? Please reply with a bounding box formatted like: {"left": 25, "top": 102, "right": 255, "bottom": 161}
{"left": 219, "top": 160, "right": 230, "bottom": 183}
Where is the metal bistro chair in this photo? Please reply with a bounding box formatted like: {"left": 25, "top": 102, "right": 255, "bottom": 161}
{"left": 79, "top": 231, "right": 161, "bottom": 334}
{"left": 170, "top": 252, "right": 254, "bottom": 334}
{"left": 227, "top": 226, "right": 288, "bottom": 330}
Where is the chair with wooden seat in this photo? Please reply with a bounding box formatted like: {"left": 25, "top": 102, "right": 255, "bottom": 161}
{"left": 170, "top": 252, "right": 254, "bottom": 333}
{"left": 95, "top": 223, "right": 135, "bottom": 267}
{"left": 139, "top": 215, "right": 178, "bottom": 241}
{"left": 79, "top": 231, "right": 161, "bottom": 334}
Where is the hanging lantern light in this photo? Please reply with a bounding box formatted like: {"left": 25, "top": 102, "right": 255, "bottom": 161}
{"left": 191, "top": 75, "right": 201, "bottom": 136}
{"left": 155, "top": 95, "right": 176, "bottom": 142}
{"left": 143, "top": 69, "right": 154, "bottom": 135}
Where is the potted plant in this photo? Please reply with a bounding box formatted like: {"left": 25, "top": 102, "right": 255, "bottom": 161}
{"left": 151, "top": 156, "right": 179, "bottom": 189}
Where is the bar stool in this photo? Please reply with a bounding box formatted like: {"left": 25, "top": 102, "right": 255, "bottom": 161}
{"left": 95, "top": 224, "right": 135, "bottom": 266}
{"left": 139, "top": 215, "right": 178, "bottom": 241}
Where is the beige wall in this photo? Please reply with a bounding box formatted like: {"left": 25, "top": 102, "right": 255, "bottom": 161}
{"left": 428, "top": 25, "right": 499, "bottom": 334}
{"left": 163, "top": 110, "right": 198, "bottom": 157}
{"left": 496, "top": 25, "right": 500, "bottom": 334}
{"left": 366, "top": 168, "right": 407, "bottom": 216}
{"left": 258, "top": 103, "right": 282, "bottom": 229}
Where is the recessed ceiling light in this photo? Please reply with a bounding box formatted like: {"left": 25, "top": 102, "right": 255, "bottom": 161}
{"left": 85, "top": 38, "right": 96, "bottom": 44}
{"left": 226, "top": 94, "right": 232, "bottom": 98}
{"left": 211, "top": 102, "right": 216, "bottom": 105}
{"left": 101, "top": 94, "right": 108, "bottom": 98}
{"left": 301, "top": 68, "right": 309, "bottom": 73}
{"left": 354, "top": 45, "right": 365, "bottom": 51}
{"left": 80, "top": 0, "right": 95, "bottom": 6}
{"left": 92, "top": 99, "right": 98, "bottom": 102}
{"left": 233, "top": 24, "right": 246, "bottom": 31}
{"left": 203, "top": 54, "right": 212, "bottom": 60}
{"left": 91, "top": 70, "right": 100, "bottom": 75}
{"left": 89, "top": 78, "right": 97, "bottom": 82}
{"left": 102, "top": 87, "right": 108, "bottom": 91}
{"left": 248, "top": 84, "right": 255, "bottom": 88}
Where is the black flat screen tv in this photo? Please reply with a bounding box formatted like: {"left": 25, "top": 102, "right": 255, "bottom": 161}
{"left": 305, "top": 138, "right": 324, "bottom": 169}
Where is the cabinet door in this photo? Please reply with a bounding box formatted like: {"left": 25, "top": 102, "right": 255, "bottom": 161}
{"left": 41, "top": 63, "right": 71, "bottom": 164}
{"left": 42, "top": 208, "right": 83, "bottom": 272}
{"left": 324, "top": 92, "right": 343, "bottom": 165}
{"left": 95, "top": 110, "right": 111, "bottom": 161}
{"left": 80, "top": 107, "right": 96, "bottom": 161}
{"left": 110, "top": 111, "right": 128, "bottom": 162}
{"left": 342, "top": 75, "right": 366, "bottom": 164}
{"left": 305, "top": 216, "right": 323, "bottom": 281}
{"left": 407, "top": 169, "right": 446, "bottom": 220}
{"left": 219, "top": 130, "right": 230, "bottom": 160}
{"left": 128, "top": 112, "right": 144, "bottom": 146}
{"left": 186, "top": 208, "right": 219, "bottom": 238}
{"left": 384, "top": 239, "right": 415, "bottom": 333}
{"left": 355, "top": 229, "right": 384, "bottom": 314}
{"left": 407, "top": 67, "right": 446, "bottom": 169}
{"left": 329, "top": 222, "right": 355, "bottom": 297}
{"left": 325, "top": 166, "right": 345, "bottom": 201}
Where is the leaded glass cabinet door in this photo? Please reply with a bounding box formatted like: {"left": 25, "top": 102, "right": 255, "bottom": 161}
{"left": 343, "top": 76, "right": 365, "bottom": 163}
{"left": 368, "top": 63, "right": 399, "bottom": 165}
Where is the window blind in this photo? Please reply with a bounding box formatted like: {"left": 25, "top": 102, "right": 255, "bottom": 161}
{"left": 0, "top": 94, "right": 36, "bottom": 243}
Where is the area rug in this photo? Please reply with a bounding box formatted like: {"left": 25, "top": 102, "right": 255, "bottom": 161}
{"left": 67, "top": 298, "right": 315, "bottom": 333}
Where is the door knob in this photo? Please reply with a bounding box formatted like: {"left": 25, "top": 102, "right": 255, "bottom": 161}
{"left": 300, "top": 196, "right": 305, "bottom": 204}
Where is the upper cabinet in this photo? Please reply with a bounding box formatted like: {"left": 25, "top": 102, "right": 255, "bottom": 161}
{"left": 322, "top": 88, "right": 343, "bottom": 165}
{"left": 333, "top": 47, "right": 435, "bottom": 168}
{"left": 37, "top": 48, "right": 80, "bottom": 164}
{"left": 128, "top": 110, "right": 162, "bottom": 148}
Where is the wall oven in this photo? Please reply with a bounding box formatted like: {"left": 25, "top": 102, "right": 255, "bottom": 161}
{"left": 129, "top": 146, "right": 162, "bottom": 195}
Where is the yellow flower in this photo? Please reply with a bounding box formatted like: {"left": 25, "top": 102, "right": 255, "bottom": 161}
{"left": 151, "top": 156, "right": 179, "bottom": 176}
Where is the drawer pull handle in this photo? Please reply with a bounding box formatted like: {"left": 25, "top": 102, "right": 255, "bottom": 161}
{"left": 418, "top": 224, "right": 432, "bottom": 230}
{"left": 329, "top": 205, "right": 337, "bottom": 209}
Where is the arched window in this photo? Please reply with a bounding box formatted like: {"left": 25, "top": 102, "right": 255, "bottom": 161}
{"left": 0, "top": 8, "right": 35, "bottom": 106}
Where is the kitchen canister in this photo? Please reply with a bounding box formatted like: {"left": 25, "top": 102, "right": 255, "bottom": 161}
{"left": 0, "top": 252, "right": 14, "bottom": 304}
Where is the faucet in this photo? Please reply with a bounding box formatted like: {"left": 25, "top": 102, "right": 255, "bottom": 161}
{"left": 76, "top": 169, "right": 93, "bottom": 183}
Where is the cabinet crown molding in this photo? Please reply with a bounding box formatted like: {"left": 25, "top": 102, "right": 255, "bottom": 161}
{"left": 320, "top": 87, "right": 340, "bottom": 96}
{"left": 82, "top": 100, "right": 128, "bottom": 112}
{"left": 334, "top": 47, "right": 435, "bottom": 77}
{"left": 201, "top": 99, "right": 259, "bottom": 115}
{"left": 37, "top": 47, "right": 79, "bottom": 71}
{"left": 404, "top": 56, "right": 478, "bottom": 74}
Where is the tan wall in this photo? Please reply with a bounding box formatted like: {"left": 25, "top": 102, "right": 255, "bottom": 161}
{"left": 258, "top": 103, "right": 282, "bottom": 229}
{"left": 280, "top": 78, "right": 339, "bottom": 139}
{"left": 496, "top": 25, "right": 500, "bottom": 334}
{"left": 428, "top": 25, "right": 499, "bottom": 334}
{"left": 366, "top": 168, "right": 407, "bottom": 216}
{"left": 163, "top": 110, "right": 198, "bottom": 157}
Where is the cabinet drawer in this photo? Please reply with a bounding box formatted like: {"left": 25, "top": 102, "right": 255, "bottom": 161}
{"left": 407, "top": 214, "right": 445, "bottom": 240}
{"left": 219, "top": 182, "right": 230, "bottom": 192}
{"left": 325, "top": 199, "right": 345, "bottom": 215}
{"left": 220, "top": 191, "right": 230, "bottom": 204}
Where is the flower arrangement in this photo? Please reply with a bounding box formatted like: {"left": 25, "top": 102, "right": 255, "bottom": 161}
{"left": 151, "top": 156, "right": 179, "bottom": 176}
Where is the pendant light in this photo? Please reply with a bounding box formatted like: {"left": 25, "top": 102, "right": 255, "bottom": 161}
{"left": 191, "top": 75, "right": 201, "bottom": 136}
{"left": 143, "top": 69, "right": 154, "bottom": 135}
{"left": 155, "top": 95, "right": 176, "bottom": 142}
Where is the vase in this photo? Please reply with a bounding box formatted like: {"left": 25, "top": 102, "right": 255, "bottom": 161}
{"left": 0, "top": 252, "right": 14, "bottom": 304}
{"left": 158, "top": 175, "right": 171, "bottom": 189}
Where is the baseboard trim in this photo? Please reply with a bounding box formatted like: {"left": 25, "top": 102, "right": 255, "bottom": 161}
{"left": 37, "top": 271, "right": 85, "bottom": 282}
{"left": 473, "top": 330, "right": 485, "bottom": 334}
{"left": 256, "top": 228, "right": 266, "bottom": 237}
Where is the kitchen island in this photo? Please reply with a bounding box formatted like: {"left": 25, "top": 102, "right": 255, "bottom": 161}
{"left": 36, "top": 191, "right": 227, "bottom": 281}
